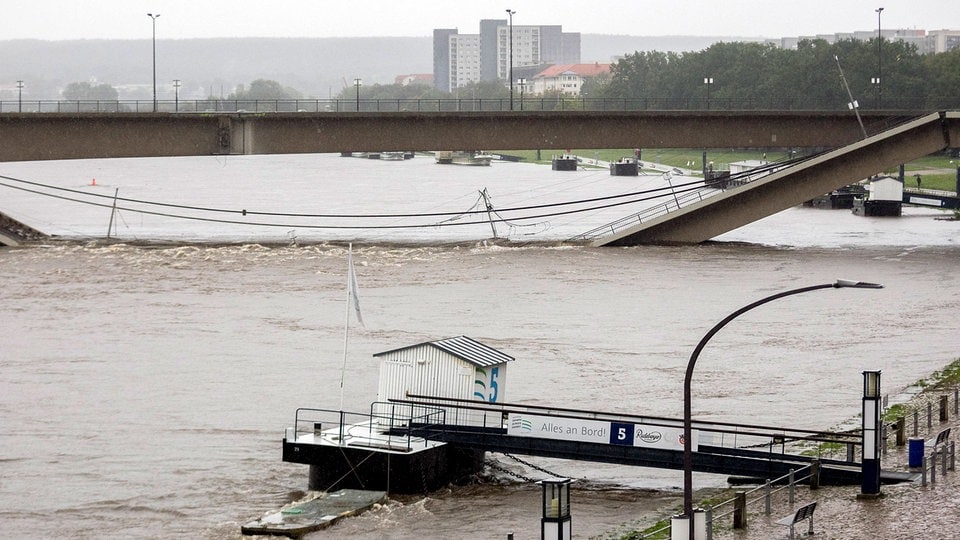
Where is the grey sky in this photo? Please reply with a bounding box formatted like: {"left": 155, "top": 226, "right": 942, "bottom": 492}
{"left": 1, "top": 1, "right": 955, "bottom": 41}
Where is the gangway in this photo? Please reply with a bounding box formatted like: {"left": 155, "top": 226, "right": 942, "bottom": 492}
{"left": 392, "top": 394, "right": 913, "bottom": 486}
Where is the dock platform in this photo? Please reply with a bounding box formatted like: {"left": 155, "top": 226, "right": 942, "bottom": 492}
{"left": 241, "top": 489, "right": 386, "bottom": 538}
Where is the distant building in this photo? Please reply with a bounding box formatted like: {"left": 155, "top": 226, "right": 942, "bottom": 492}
{"left": 770, "top": 28, "right": 960, "bottom": 54}
{"left": 531, "top": 63, "right": 611, "bottom": 96}
{"left": 433, "top": 20, "right": 580, "bottom": 92}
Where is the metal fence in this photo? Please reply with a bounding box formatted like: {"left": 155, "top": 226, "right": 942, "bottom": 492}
{"left": 1, "top": 96, "right": 957, "bottom": 114}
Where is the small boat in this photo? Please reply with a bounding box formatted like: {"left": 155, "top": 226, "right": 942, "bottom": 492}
{"left": 241, "top": 489, "right": 386, "bottom": 537}
{"left": 610, "top": 157, "right": 640, "bottom": 176}
{"left": 551, "top": 153, "right": 579, "bottom": 171}
{"left": 380, "top": 151, "right": 406, "bottom": 161}
{"left": 435, "top": 151, "right": 494, "bottom": 166}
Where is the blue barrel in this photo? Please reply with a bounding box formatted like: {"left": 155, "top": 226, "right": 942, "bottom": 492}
{"left": 908, "top": 437, "right": 925, "bottom": 468}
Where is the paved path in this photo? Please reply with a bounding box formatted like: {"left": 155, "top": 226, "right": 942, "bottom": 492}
{"left": 710, "top": 394, "right": 959, "bottom": 540}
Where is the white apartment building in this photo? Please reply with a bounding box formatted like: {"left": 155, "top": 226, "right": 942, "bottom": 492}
{"left": 449, "top": 34, "right": 482, "bottom": 90}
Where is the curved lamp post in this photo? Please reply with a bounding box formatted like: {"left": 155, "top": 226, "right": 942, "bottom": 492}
{"left": 680, "top": 279, "right": 883, "bottom": 540}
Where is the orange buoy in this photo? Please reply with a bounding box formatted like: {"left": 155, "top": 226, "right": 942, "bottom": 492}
{"left": 90, "top": 178, "right": 97, "bottom": 186}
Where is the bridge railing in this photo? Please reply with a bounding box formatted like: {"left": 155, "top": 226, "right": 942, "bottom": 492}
{"left": 1, "top": 96, "right": 954, "bottom": 114}
{"left": 287, "top": 403, "right": 446, "bottom": 452}
{"left": 567, "top": 158, "right": 804, "bottom": 243}
{"left": 567, "top": 182, "right": 724, "bottom": 242}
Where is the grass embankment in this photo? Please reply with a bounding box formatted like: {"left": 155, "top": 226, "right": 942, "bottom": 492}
{"left": 883, "top": 357, "right": 960, "bottom": 422}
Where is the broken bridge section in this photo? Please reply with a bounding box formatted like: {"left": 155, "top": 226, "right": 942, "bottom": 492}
{"left": 592, "top": 111, "right": 959, "bottom": 246}
{"left": 0, "top": 211, "right": 48, "bottom": 246}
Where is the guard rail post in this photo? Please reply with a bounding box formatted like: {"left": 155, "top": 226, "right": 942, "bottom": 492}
{"left": 928, "top": 402, "right": 933, "bottom": 431}
{"left": 733, "top": 492, "right": 747, "bottom": 529}
{"left": 810, "top": 459, "right": 820, "bottom": 490}
{"left": 930, "top": 451, "right": 937, "bottom": 484}
{"left": 913, "top": 410, "right": 919, "bottom": 437}
{"left": 881, "top": 423, "right": 888, "bottom": 456}
{"left": 896, "top": 417, "right": 906, "bottom": 446}
{"left": 922, "top": 454, "right": 928, "bottom": 487}
{"left": 764, "top": 480, "right": 772, "bottom": 515}
{"left": 940, "top": 395, "right": 949, "bottom": 422}
{"left": 788, "top": 469, "right": 795, "bottom": 504}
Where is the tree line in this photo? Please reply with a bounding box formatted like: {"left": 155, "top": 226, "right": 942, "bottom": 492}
{"left": 597, "top": 38, "right": 960, "bottom": 110}
{"left": 55, "top": 38, "right": 960, "bottom": 111}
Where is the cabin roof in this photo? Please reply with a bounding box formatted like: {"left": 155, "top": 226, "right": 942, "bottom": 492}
{"left": 374, "top": 335, "right": 514, "bottom": 367}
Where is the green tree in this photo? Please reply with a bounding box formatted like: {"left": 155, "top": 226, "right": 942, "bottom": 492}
{"left": 923, "top": 48, "right": 960, "bottom": 108}
{"left": 596, "top": 38, "right": 955, "bottom": 110}
{"left": 62, "top": 81, "right": 119, "bottom": 100}
{"left": 230, "top": 79, "right": 302, "bottom": 99}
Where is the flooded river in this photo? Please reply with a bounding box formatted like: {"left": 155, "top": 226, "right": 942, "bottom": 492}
{"left": 1, "top": 154, "right": 957, "bottom": 538}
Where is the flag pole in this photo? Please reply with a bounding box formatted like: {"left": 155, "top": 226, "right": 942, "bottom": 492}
{"left": 339, "top": 243, "right": 353, "bottom": 411}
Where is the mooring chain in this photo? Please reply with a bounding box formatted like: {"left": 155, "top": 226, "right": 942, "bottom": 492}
{"left": 500, "top": 452, "right": 568, "bottom": 479}
{"left": 485, "top": 458, "right": 536, "bottom": 483}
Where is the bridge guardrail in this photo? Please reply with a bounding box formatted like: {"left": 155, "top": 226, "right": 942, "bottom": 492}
{"left": 567, "top": 157, "right": 816, "bottom": 243}
{"left": 1, "top": 97, "right": 955, "bottom": 114}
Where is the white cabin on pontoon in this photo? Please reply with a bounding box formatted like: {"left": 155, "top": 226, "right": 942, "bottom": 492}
{"left": 374, "top": 335, "right": 513, "bottom": 427}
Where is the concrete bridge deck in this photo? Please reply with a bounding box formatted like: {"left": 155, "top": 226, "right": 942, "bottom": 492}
{"left": 0, "top": 110, "right": 929, "bottom": 163}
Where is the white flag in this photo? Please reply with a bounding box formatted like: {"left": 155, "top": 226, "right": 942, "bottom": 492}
{"left": 348, "top": 248, "right": 364, "bottom": 327}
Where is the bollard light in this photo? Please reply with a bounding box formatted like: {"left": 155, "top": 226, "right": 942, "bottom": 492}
{"left": 539, "top": 477, "right": 572, "bottom": 540}
{"left": 860, "top": 370, "right": 882, "bottom": 497}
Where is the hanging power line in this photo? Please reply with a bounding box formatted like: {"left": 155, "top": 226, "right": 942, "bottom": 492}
{"left": 0, "top": 153, "right": 816, "bottom": 232}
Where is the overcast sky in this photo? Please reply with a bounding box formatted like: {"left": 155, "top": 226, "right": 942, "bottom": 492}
{"left": 1, "top": 1, "right": 955, "bottom": 41}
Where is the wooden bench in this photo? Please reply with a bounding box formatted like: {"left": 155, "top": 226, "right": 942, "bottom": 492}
{"left": 775, "top": 501, "right": 816, "bottom": 539}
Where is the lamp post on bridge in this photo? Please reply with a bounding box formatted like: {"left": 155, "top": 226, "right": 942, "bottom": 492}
{"left": 517, "top": 77, "right": 527, "bottom": 111}
{"left": 678, "top": 279, "right": 884, "bottom": 540}
{"left": 173, "top": 79, "right": 181, "bottom": 112}
{"left": 875, "top": 7, "right": 884, "bottom": 109}
{"left": 506, "top": 9, "right": 515, "bottom": 111}
{"left": 703, "top": 77, "right": 713, "bottom": 110}
{"left": 353, "top": 77, "right": 362, "bottom": 112}
{"left": 147, "top": 13, "right": 160, "bottom": 113}
{"left": 16, "top": 80, "right": 24, "bottom": 112}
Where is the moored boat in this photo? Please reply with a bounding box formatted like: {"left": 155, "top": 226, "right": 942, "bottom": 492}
{"left": 610, "top": 157, "right": 640, "bottom": 176}
{"left": 435, "top": 151, "right": 494, "bottom": 166}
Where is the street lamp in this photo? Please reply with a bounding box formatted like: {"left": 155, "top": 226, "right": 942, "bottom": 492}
{"left": 680, "top": 279, "right": 883, "bottom": 540}
{"left": 703, "top": 77, "right": 713, "bottom": 110}
{"left": 871, "top": 77, "right": 881, "bottom": 109}
{"left": 353, "top": 77, "right": 362, "bottom": 111}
{"left": 517, "top": 77, "right": 527, "bottom": 110}
{"left": 876, "top": 7, "right": 884, "bottom": 109}
{"left": 506, "top": 9, "right": 515, "bottom": 111}
{"left": 147, "top": 13, "right": 160, "bottom": 112}
{"left": 173, "top": 79, "right": 181, "bottom": 112}
{"left": 16, "top": 80, "right": 24, "bottom": 113}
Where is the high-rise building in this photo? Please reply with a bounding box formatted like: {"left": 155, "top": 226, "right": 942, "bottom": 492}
{"left": 433, "top": 20, "right": 580, "bottom": 92}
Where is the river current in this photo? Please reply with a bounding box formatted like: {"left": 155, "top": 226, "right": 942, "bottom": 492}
{"left": 1, "top": 154, "right": 958, "bottom": 538}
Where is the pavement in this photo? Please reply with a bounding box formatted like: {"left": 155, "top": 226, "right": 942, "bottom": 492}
{"left": 709, "top": 389, "right": 960, "bottom": 540}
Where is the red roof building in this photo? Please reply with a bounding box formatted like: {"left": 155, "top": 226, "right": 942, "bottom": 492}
{"left": 531, "top": 63, "right": 611, "bottom": 96}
